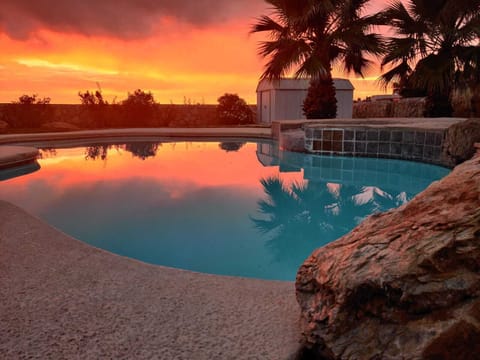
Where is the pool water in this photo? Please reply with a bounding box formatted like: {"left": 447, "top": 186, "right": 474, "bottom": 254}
{"left": 0, "top": 140, "right": 449, "bottom": 281}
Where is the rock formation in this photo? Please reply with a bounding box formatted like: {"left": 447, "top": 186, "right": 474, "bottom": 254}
{"left": 296, "top": 153, "right": 480, "bottom": 359}
{"left": 443, "top": 118, "right": 480, "bottom": 166}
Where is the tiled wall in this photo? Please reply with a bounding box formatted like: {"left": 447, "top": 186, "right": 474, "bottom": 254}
{"left": 305, "top": 127, "right": 444, "bottom": 164}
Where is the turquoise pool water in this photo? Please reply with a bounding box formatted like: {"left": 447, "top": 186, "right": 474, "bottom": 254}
{"left": 0, "top": 140, "right": 449, "bottom": 281}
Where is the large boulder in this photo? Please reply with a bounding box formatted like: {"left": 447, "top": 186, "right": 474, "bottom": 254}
{"left": 443, "top": 118, "right": 480, "bottom": 166}
{"left": 296, "top": 153, "right": 480, "bottom": 359}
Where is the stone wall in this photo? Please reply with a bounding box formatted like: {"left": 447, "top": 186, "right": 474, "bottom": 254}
{"left": 354, "top": 98, "right": 426, "bottom": 118}
{"left": 0, "top": 104, "right": 257, "bottom": 130}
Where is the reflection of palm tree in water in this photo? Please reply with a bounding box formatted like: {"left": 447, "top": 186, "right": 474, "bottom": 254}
{"left": 251, "top": 176, "right": 408, "bottom": 265}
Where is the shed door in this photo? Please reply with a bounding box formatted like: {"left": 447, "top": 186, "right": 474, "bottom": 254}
{"left": 261, "top": 91, "right": 271, "bottom": 124}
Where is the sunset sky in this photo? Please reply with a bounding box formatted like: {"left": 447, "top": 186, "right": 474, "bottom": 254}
{"left": 0, "top": 0, "right": 391, "bottom": 104}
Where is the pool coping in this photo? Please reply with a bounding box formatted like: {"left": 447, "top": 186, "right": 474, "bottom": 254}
{"left": 0, "top": 127, "right": 272, "bottom": 169}
{"left": 0, "top": 145, "right": 40, "bottom": 170}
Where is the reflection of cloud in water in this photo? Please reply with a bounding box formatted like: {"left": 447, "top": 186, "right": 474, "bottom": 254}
{"left": 4, "top": 176, "right": 294, "bottom": 279}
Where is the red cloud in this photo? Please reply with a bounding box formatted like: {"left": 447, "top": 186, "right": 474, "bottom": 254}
{"left": 0, "top": 0, "right": 266, "bottom": 39}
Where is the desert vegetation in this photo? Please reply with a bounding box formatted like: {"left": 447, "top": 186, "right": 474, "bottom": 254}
{"left": 0, "top": 90, "right": 256, "bottom": 132}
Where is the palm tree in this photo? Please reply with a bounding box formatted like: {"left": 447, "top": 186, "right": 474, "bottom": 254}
{"left": 251, "top": 0, "right": 383, "bottom": 118}
{"left": 379, "top": 0, "right": 480, "bottom": 117}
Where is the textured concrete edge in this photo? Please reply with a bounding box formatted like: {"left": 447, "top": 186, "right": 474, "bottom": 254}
{"left": 0, "top": 127, "right": 272, "bottom": 169}
{"left": 0, "top": 200, "right": 302, "bottom": 359}
{"left": 0, "top": 127, "right": 273, "bottom": 145}
{"left": 0, "top": 145, "right": 39, "bottom": 169}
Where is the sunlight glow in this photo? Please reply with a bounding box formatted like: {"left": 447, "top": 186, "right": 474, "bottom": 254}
{"left": 16, "top": 58, "right": 119, "bottom": 75}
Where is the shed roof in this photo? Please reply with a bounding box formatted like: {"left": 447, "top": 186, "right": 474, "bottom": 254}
{"left": 256, "top": 78, "right": 354, "bottom": 92}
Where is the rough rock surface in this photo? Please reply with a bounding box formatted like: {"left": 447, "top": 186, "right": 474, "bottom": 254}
{"left": 296, "top": 153, "right": 480, "bottom": 359}
{"left": 353, "top": 98, "right": 426, "bottom": 118}
{"left": 280, "top": 129, "right": 306, "bottom": 152}
{"left": 443, "top": 118, "right": 480, "bottom": 166}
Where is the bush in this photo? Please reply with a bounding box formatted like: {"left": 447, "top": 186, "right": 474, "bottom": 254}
{"left": 78, "top": 90, "right": 107, "bottom": 105}
{"left": 121, "top": 89, "right": 159, "bottom": 127}
{"left": 217, "top": 93, "right": 254, "bottom": 125}
{"left": 7, "top": 94, "right": 52, "bottom": 128}
{"left": 303, "top": 78, "right": 337, "bottom": 119}
{"left": 78, "top": 90, "right": 110, "bottom": 128}
{"left": 15, "top": 94, "right": 51, "bottom": 105}
{"left": 122, "top": 89, "right": 156, "bottom": 107}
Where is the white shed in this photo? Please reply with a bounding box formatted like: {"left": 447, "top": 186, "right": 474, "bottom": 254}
{"left": 256, "top": 78, "right": 354, "bottom": 124}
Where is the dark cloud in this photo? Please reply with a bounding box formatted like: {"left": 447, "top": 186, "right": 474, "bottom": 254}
{"left": 0, "top": 0, "right": 265, "bottom": 39}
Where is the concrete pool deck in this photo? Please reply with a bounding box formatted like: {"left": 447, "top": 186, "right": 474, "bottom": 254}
{"left": 0, "top": 201, "right": 301, "bottom": 359}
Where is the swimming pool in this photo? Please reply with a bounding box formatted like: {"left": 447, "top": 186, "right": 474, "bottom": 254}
{"left": 0, "top": 139, "right": 449, "bottom": 280}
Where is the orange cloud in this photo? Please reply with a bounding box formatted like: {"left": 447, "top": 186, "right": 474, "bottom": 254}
{"left": 0, "top": 1, "right": 392, "bottom": 105}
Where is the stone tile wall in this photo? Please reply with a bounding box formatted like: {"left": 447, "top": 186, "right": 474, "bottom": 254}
{"left": 305, "top": 127, "right": 444, "bottom": 164}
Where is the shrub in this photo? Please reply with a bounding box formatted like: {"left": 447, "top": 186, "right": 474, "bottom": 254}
{"left": 78, "top": 90, "right": 107, "bottom": 105}
{"left": 122, "top": 89, "right": 156, "bottom": 107}
{"left": 121, "top": 89, "right": 158, "bottom": 127}
{"left": 302, "top": 78, "right": 337, "bottom": 119}
{"left": 217, "top": 93, "right": 254, "bottom": 125}
{"left": 15, "top": 94, "right": 51, "bottom": 105}
{"left": 78, "top": 90, "right": 110, "bottom": 128}
{"left": 7, "top": 94, "right": 52, "bottom": 128}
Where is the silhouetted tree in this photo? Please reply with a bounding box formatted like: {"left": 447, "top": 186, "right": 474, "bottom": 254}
{"left": 121, "top": 89, "right": 158, "bottom": 127}
{"left": 379, "top": 0, "right": 480, "bottom": 117}
{"left": 302, "top": 77, "right": 337, "bottom": 119}
{"left": 217, "top": 93, "right": 254, "bottom": 125}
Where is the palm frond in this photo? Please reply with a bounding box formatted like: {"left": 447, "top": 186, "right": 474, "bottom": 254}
{"left": 410, "top": 53, "right": 455, "bottom": 92}
{"left": 259, "top": 38, "right": 310, "bottom": 80}
{"left": 250, "top": 15, "right": 284, "bottom": 35}
{"left": 381, "top": 37, "right": 418, "bottom": 66}
{"left": 377, "top": 61, "right": 412, "bottom": 89}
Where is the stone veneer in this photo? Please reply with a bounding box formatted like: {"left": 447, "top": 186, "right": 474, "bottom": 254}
{"left": 305, "top": 126, "right": 444, "bottom": 165}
